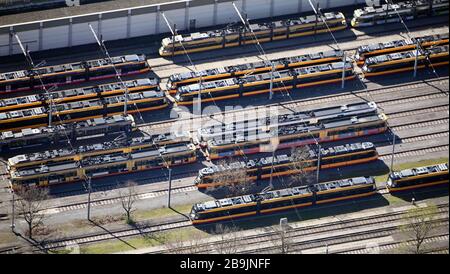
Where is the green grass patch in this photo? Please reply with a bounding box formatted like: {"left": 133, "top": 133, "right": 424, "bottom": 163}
{"left": 80, "top": 226, "right": 206, "bottom": 254}
{"left": 375, "top": 157, "right": 449, "bottom": 183}
{"left": 133, "top": 204, "right": 195, "bottom": 221}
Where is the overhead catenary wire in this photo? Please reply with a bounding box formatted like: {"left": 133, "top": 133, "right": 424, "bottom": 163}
{"left": 383, "top": 0, "right": 442, "bottom": 79}
{"left": 230, "top": 2, "right": 331, "bottom": 195}
{"left": 380, "top": 0, "right": 448, "bottom": 170}
{"left": 306, "top": 0, "right": 394, "bottom": 133}
{"left": 173, "top": 2, "right": 396, "bottom": 228}
{"left": 231, "top": 2, "right": 294, "bottom": 100}
{"left": 226, "top": 1, "right": 391, "bottom": 224}
{"left": 12, "top": 33, "right": 54, "bottom": 128}
{"left": 160, "top": 12, "right": 222, "bottom": 114}
{"left": 212, "top": 3, "right": 332, "bottom": 229}
{"left": 161, "top": 11, "right": 261, "bottom": 187}
{"left": 12, "top": 33, "right": 93, "bottom": 194}
{"left": 306, "top": 0, "right": 395, "bottom": 168}
{"left": 87, "top": 23, "right": 146, "bottom": 123}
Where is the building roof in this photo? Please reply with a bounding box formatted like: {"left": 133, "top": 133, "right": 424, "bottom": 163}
{"left": 0, "top": 0, "right": 182, "bottom": 26}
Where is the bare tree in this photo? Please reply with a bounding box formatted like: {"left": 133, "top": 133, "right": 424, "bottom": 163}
{"left": 212, "top": 224, "right": 241, "bottom": 254}
{"left": 15, "top": 186, "right": 49, "bottom": 239}
{"left": 118, "top": 181, "right": 138, "bottom": 224}
{"left": 212, "top": 160, "right": 253, "bottom": 197}
{"left": 398, "top": 204, "right": 440, "bottom": 254}
{"left": 164, "top": 230, "right": 204, "bottom": 254}
{"left": 290, "top": 145, "right": 314, "bottom": 187}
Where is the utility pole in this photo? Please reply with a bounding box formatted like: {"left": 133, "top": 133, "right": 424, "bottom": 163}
{"left": 87, "top": 176, "right": 92, "bottom": 221}
{"left": 413, "top": 40, "right": 419, "bottom": 78}
{"left": 307, "top": 0, "right": 320, "bottom": 36}
{"left": 88, "top": 23, "right": 129, "bottom": 116}
{"left": 390, "top": 130, "right": 396, "bottom": 173}
{"left": 13, "top": 33, "right": 53, "bottom": 127}
{"left": 172, "top": 24, "right": 176, "bottom": 59}
{"left": 341, "top": 51, "right": 346, "bottom": 89}
{"left": 232, "top": 1, "right": 275, "bottom": 100}
{"left": 167, "top": 168, "right": 172, "bottom": 208}
{"left": 269, "top": 148, "right": 276, "bottom": 189}
{"left": 197, "top": 76, "right": 203, "bottom": 118}
{"left": 314, "top": 2, "right": 319, "bottom": 36}
{"left": 269, "top": 62, "right": 275, "bottom": 100}
{"left": 11, "top": 189, "right": 15, "bottom": 233}
{"left": 161, "top": 12, "right": 202, "bottom": 116}
{"left": 316, "top": 143, "right": 321, "bottom": 184}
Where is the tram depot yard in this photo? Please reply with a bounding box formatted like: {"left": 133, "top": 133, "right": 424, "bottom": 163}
{"left": 0, "top": 0, "right": 448, "bottom": 255}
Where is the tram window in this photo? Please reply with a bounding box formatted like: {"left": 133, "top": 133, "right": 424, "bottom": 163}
{"left": 135, "top": 159, "right": 161, "bottom": 167}
{"left": 229, "top": 205, "right": 256, "bottom": 215}
{"left": 71, "top": 73, "right": 86, "bottom": 81}
{"left": 43, "top": 74, "right": 66, "bottom": 84}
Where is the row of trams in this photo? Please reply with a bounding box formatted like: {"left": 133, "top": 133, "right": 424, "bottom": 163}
{"left": 0, "top": 0, "right": 448, "bottom": 225}
{"left": 0, "top": 32, "right": 448, "bottom": 132}
{"left": 3, "top": 101, "right": 448, "bottom": 224}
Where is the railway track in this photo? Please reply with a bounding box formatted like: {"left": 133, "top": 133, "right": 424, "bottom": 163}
{"left": 33, "top": 179, "right": 450, "bottom": 252}
{"left": 0, "top": 16, "right": 448, "bottom": 255}
{"left": 337, "top": 234, "right": 449, "bottom": 254}
{"left": 0, "top": 15, "right": 446, "bottom": 75}
{"left": 41, "top": 219, "right": 192, "bottom": 251}
{"left": 33, "top": 138, "right": 449, "bottom": 216}
{"left": 247, "top": 218, "right": 449, "bottom": 254}
{"left": 9, "top": 105, "right": 449, "bottom": 216}
{"left": 148, "top": 203, "right": 449, "bottom": 254}
{"left": 37, "top": 199, "right": 449, "bottom": 252}
{"left": 136, "top": 77, "right": 449, "bottom": 134}
{"left": 0, "top": 78, "right": 444, "bottom": 198}
{"left": 148, "top": 20, "right": 449, "bottom": 74}
{"left": 1, "top": 100, "right": 446, "bottom": 221}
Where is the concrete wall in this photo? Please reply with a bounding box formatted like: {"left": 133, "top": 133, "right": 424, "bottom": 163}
{"left": 0, "top": 0, "right": 365, "bottom": 57}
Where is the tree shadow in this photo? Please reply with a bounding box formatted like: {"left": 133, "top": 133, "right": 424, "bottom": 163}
{"left": 87, "top": 219, "right": 137, "bottom": 250}
{"left": 168, "top": 205, "right": 190, "bottom": 219}
{"left": 12, "top": 230, "right": 49, "bottom": 254}
{"left": 423, "top": 75, "right": 450, "bottom": 95}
